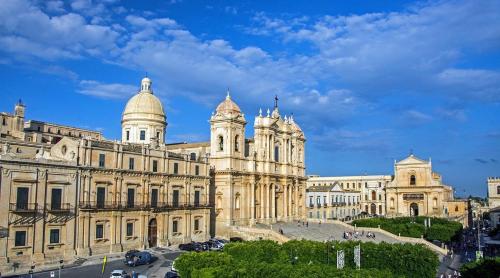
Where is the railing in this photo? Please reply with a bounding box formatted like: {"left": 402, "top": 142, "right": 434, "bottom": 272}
{"left": 47, "top": 203, "right": 72, "bottom": 212}
{"left": 78, "top": 201, "right": 213, "bottom": 211}
{"left": 9, "top": 203, "right": 40, "bottom": 212}
{"left": 309, "top": 203, "right": 314, "bottom": 208}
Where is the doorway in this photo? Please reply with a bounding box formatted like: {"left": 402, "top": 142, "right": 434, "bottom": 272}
{"left": 370, "top": 203, "right": 376, "bottom": 215}
{"left": 410, "top": 203, "right": 419, "bottom": 216}
{"left": 148, "top": 218, "right": 157, "bottom": 247}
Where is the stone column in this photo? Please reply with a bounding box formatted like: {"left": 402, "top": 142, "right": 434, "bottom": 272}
{"left": 271, "top": 185, "right": 276, "bottom": 221}
{"left": 260, "top": 184, "right": 265, "bottom": 220}
{"left": 250, "top": 182, "right": 255, "bottom": 225}
{"left": 283, "top": 185, "right": 288, "bottom": 219}
{"left": 265, "top": 184, "right": 270, "bottom": 221}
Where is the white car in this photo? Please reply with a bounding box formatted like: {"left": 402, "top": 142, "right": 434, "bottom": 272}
{"left": 110, "top": 269, "right": 130, "bottom": 278}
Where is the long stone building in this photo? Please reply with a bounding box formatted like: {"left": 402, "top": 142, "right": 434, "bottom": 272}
{"left": 0, "top": 77, "right": 306, "bottom": 269}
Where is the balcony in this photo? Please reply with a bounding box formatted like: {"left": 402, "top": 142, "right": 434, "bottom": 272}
{"left": 47, "top": 203, "right": 72, "bottom": 213}
{"left": 152, "top": 202, "right": 213, "bottom": 212}
{"left": 316, "top": 203, "right": 321, "bottom": 208}
{"left": 9, "top": 203, "right": 40, "bottom": 213}
{"left": 309, "top": 203, "right": 314, "bottom": 208}
{"left": 79, "top": 201, "right": 122, "bottom": 211}
{"left": 78, "top": 201, "right": 213, "bottom": 211}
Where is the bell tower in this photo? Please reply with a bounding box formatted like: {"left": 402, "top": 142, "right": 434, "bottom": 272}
{"left": 210, "top": 90, "right": 246, "bottom": 170}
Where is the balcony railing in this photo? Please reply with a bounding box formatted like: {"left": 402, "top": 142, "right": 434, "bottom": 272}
{"left": 9, "top": 203, "right": 40, "bottom": 213}
{"left": 47, "top": 203, "right": 72, "bottom": 212}
{"left": 78, "top": 201, "right": 213, "bottom": 211}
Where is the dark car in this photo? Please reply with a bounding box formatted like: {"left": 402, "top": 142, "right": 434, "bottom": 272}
{"left": 125, "top": 250, "right": 140, "bottom": 260}
{"left": 165, "top": 271, "right": 180, "bottom": 278}
{"left": 125, "top": 251, "right": 154, "bottom": 266}
{"left": 192, "top": 242, "right": 204, "bottom": 252}
{"left": 229, "top": 237, "right": 244, "bottom": 242}
{"left": 179, "top": 242, "right": 194, "bottom": 251}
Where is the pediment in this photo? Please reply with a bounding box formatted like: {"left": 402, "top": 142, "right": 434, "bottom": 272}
{"left": 396, "top": 155, "right": 428, "bottom": 165}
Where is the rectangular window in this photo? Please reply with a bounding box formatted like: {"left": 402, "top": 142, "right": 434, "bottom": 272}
{"left": 129, "top": 157, "right": 134, "bottom": 170}
{"left": 126, "top": 223, "right": 133, "bottom": 237}
{"left": 172, "top": 220, "right": 178, "bottom": 233}
{"left": 96, "top": 187, "right": 105, "bottom": 209}
{"left": 16, "top": 187, "right": 29, "bottom": 210}
{"left": 152, "top": 160, "right": 158, "bottom": 172}
{"left": 151, "top": 189, "right": 158, "bottom": 208}
{"left": 195, "top": 165, "right": 200, "bottom": 176}
{"left": 309, "top": 196, "right": 313, "bottom": 206}
{"left": 49, "top": 229, "right": 60, "bottom": 244}
{"left": 173, "top": 190, "right": 179, "bottom": 207}
{"left": 126, "top": 130, "right": 130, "bottom": 141}
{"left": 127, "top": 188, "right": 135, "bottom": 208}
{"left": 96, "top": 224, "right": 104, "bottom": 239}
{"left": 173, "top": 163, "right": 178, "bottom": 174}
{"left": 194, "top": 191, "right": 200, "bottom": 206}
{"left": 140, "top": 130, "right": 146, "bottom": 141}
{"left": 497, "top": 186, "right": 500, "bottom": 195}
{"left": 51, "top": 188, "right": 62, "bottom": 210}
{"left": 15, "top": 231, "right": 26, "bottom": 247}
{"left": 194, "top": 219, "right": 200, "bottom": 231}
{"left": 99, "top": 153, "right": 105, "bottom": 168}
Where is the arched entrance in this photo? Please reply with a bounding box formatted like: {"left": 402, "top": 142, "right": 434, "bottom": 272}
{"left": 410, "top": 203, "right": 419, "bottom": 216}
{"left": 370, "top": 203, "right": 376, "bottom": 214}
{"left": 148, "top": 218, "right": 157, "bottom": 247}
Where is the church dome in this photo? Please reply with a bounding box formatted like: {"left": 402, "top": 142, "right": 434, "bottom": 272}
{"left": 122, "top": 78, "right": 166, "bottom": 124}
{"left": 216, "top": 91, "right": 241, "bottom": 115}
{"left": 121, "top": 77, "right": 167, "bottom": 144}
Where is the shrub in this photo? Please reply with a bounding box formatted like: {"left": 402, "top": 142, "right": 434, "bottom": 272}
{"left": 460, "top": 257, "right": 500, "bottom": 278}
{"left": 352, "top": 217, "right": 462, "bottom": 243}
{"left": 176, "top": 240, "right": 439, "bottom": 278}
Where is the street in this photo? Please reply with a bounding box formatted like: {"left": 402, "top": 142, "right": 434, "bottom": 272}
{"left": 4, "top": 251, "right": 183, "bottom": 278}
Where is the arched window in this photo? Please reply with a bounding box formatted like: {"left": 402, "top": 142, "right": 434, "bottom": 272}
{"left": 410, "top": 175, "right": 416, "bottom": 185}
{"left": 218, "top": 136, "right": 224, "bottom": 151}
{"left": 234, "top": 135, "right": 239, "bottom": 152}
{"left": 190, "top": 152, "right": 196, "bottom": 161}
{"left": 455, "top": 206, "right": 459, "bottom": 212}
{"left": 433, "top": 197, "right": 437, "bottom": 207}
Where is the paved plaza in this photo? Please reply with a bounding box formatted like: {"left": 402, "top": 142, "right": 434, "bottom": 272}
{"left": 270, "top": 221, "right": 402, "bottom": 244}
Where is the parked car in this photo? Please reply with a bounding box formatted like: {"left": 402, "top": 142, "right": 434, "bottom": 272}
{"left": 230, "top": 237, "right": 244, "bottom": 242}
{"left": 125, "top": 251, "right": 154, "bottom": 266}
{"left": 125, "top": 250, "right": 140, "bottom": 260}
{"left": 165, "top": 271, "right": 180, "bottom": 278}
{"left": 192, "top": 242, "right": 204, "bottom": 252}
{"left": 179, "top": 242, "right": 194, "bottom": 251}
{"left": 110, "top": 270, "right": 130, "bottom": 278}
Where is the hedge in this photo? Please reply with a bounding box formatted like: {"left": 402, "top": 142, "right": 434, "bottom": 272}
{"left": 352, "top": 216, "right": 462, "bottom": 242}
{"left": 459, "top": 257, "right": 500, "bottom": 278}
{"left": 175, "top": 240, "right": 439, "bottom": 278}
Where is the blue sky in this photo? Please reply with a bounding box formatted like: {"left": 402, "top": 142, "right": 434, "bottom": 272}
{"left": 0, "top": 0, "right": 499, "bottom": 197}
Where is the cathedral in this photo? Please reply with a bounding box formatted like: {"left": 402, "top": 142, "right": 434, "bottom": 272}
{"left": 0, "top": 77, "right": 306, "bottom": 269}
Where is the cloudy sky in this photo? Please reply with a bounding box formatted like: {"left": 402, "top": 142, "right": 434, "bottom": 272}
{"left": 0, "top": 0, "right": 499, "bottom": 196}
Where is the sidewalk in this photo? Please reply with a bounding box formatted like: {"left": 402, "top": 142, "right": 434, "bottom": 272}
{"left": 2, "top": 250, "right": 127, "bottom": 277}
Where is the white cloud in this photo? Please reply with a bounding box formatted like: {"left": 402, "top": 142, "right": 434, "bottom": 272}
{"left": 45, "top": 0, "right": 65, "bottom": 13}
{"left": 0, "top": 0, "right": 119, "bottom": 60}
{"left": 78, "top": 80, "right": 137, "bottom": 99}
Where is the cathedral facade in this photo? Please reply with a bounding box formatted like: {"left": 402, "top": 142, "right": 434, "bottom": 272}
{"left": 0, "top": 77, "right": 306, "bottom": 269}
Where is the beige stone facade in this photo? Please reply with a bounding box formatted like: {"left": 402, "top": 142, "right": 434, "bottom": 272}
{"left": 0, "top": 78, "right": 307, "bottom": 269}
{"left": 385, "top": 154, "right": 468, "bottom": 225}
{"left": 208, "top": 94, "right": 307, "bottom": 234}
{"left": 488, "top": 177, "right": 500, "bottom": 209}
